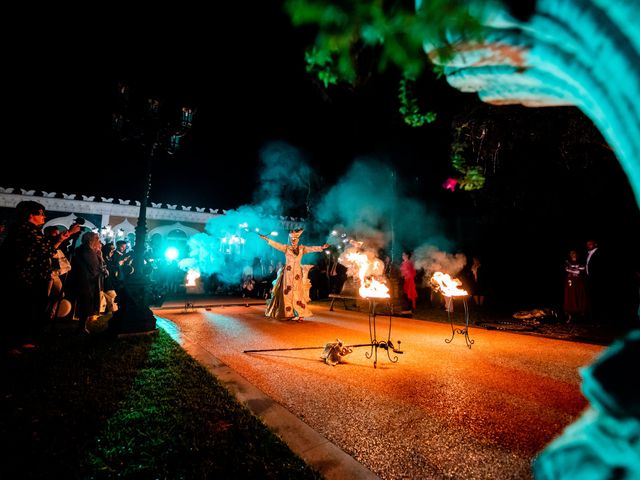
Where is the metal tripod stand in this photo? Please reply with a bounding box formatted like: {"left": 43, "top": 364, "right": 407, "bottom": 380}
{"left": 444, "top": 295, "right": 474, "bottom": 348}
{"left": 365, "top": 298, "right": 401, "bottom": 368}
{"left": 243, "top": 297, "right": 403, "bottom": 367}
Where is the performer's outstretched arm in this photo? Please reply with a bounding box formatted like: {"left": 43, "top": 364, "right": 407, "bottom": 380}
{"left": 259, "top": 234, "right": 287, "bottom": 253}
{"left": 303, "top": 243, "right": 330, "bottom": 254}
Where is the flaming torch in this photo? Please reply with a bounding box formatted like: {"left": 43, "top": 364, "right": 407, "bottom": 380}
{"left": 185, "top": 269, "right": 201, "bottom": 287}
{"left": 340, "top": 245, "right": 400, "bottom": 367}
{"left": 183, "top": 268, "right": 202, "bottom": 312}
{"left": 344, "top": 251, "right": 390, "bottom": 299}
{"left": 430, "top": 271, "right": 474, "bottom": 348}
{"left": 430, "top": 272, "right": 468, "bottom": 298}
{"left": 243, "top": 242, "right": 403, "bottom": 368}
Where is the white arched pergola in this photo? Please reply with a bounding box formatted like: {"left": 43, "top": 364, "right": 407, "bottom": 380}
{"left": 43, "top": 213, "right": 99, "bottom": 232}
{"left": 148, "top": 222, "right": 201, "bottom": 239}
{"left": 148, "top": 222, "right": 202, "bottom": 259}
{"left": 110, "top": 218, "right": 137, "bottom": 244}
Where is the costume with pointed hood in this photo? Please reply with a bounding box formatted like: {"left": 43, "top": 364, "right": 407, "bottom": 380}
{"left": 262, "top": 229, "right": 325, "bottom": 319}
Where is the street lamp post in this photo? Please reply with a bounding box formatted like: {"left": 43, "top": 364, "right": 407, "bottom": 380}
{"left": 109, "top": 83, "right": 194, "bottom": 335}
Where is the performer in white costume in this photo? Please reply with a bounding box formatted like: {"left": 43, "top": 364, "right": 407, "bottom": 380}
{"left": 260, "top": 228, "right": 328, "bottom": 321}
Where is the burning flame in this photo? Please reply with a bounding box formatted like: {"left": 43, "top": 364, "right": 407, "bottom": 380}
{"left": 344, "top": 251, "right": 390, "bottom": 298}
{"left": 430, "top": 271, "right": 468, "bottom": 297}
{"left": 185, "top": 269, "right": 201, "bottom": 287}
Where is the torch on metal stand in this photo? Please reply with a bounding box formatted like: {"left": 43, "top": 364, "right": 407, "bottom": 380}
{"left": 183, "top": 294, "right": 195, "bottom": 313}
{"left": 365, "top": 298, "right": 401, "bottom": 368}
{"left": 243, "top": 298, "right": 403, "bottom": 368}
{"left": 183, "top": 270, "right": 201, "bottom": 313}
{"left": 444, "top": 295, "right": 474, "bottom": 349}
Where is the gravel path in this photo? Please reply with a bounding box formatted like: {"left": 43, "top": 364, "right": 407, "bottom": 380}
{"left": 157, "top": 303, "right": 603, "bottom": 479}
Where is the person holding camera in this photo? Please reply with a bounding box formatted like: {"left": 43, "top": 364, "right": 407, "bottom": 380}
{"left": 43, "top": 226, "right": 73, "bottom": 319}
{"left": 0, "top": 201, "right": 80, "bottom": 354}
{"left": 114, "top": 240, "right": 134, "bottom": 283}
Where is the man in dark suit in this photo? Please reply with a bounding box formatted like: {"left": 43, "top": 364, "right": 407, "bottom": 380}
{"left": 585, "top": 239, "right": 606, "bottom": 323}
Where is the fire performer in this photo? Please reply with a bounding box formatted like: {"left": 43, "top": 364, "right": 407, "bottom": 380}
{"left": 259, "top": 229, "right": 329, "bottom": 322}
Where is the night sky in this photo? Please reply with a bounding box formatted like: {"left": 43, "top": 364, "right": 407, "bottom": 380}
{"left": 4, "top": 3, "right": 640, "bottom": 311}
{"left": 7, "top": 3, "right": 470, "bottom": 208}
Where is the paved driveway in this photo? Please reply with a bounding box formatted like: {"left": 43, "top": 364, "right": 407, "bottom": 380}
{"left": 155, "top": 302, "right": 603, "bottom": 479}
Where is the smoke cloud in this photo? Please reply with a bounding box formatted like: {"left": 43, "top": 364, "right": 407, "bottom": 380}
{"left": 185, "top": 142, "right": 318, "bottom": 285}
{"left": 253, "top": 141, "right": 312, "bottom": 215}
{"left": 315, "top": 157, "right": 452, "bottom": 256}
{"left": 184, "top": 145, "right": 463, "bottom": 289}
{"left": 412, "top": 245, "right": 468, "bottom": 285}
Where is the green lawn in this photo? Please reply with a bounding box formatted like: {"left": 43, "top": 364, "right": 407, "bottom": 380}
{"left": 0, "top": 316, "right": 322, "bottom": 479}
